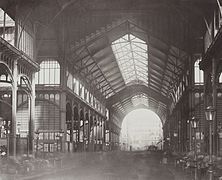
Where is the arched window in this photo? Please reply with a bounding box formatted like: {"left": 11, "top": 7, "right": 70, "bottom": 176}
{"left": 35, "top": 60, "right": 60, "bottom": 85}
{"left": 194, "top": 58, "right": 204, "bottom": 84}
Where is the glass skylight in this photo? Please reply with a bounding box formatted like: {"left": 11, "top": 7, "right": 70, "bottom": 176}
{"left": 131, "top": 93, "right": 149, "bottom": 107}
{"left": 111, "top": 34, "right": 148, "bottom": 85}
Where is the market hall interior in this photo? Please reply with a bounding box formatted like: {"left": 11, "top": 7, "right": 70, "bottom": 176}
{"left": 0, "top": 0, "right": 222, "bottom": 179}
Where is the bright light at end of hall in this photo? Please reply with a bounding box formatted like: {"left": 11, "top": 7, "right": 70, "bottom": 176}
{"left": 120, "top": 108, "right": 163, "bottom": 151}
{"left": 122, "top": 108, "right": 162, "bottom": 128}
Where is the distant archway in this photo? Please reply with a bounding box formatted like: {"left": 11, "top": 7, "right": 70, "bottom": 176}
{"left": 120, "top": 108, "right": 163, "bottom": 151}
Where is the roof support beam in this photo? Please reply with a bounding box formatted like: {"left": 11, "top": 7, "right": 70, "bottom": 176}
{"left": 86, "top": 46, "right": 114, "bottom": 91}
{"left": 107, "top": 84, "right": 170, "bottom": 107}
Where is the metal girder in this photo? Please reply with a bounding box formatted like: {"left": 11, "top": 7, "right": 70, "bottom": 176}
{"left": 106, "top": 84, "right": 170, "bottom": 107}
{"left": 150, "top": 70, "right": 176, "bottom": 90}
{"left": 111, "top": 90, "right": 166, "bottom": 119}
{"left": 150, "top": 78, "right": 168, "bottom": 92}
{"left": 151, "top": 72, "right": 172, "bottom": 87}
{"left": 165, "top": 65, "right": 181, "bottom": 78}
{"left": 72, "top": 47, "right": 89, "bottom": 63}
{"left": 75, "top": 60, "right": 94, "bottom": 75}
{"left": 0, "top": 37, "right": 39, "bottom": 71}
{"left": 105, "top": 89, "right": 115, "bottom": 98}
{"left": 72, "top": 50, "right": 114, "bottom": 98}
{"left": 150, "top": 66, "right": 174, "bottom": 82}
{"left": 149, "top": 63, "right": 164, "bottom": 74}
{"left": 149, "top": 53, "right": 165, "bottom": 66}
{"left": 169, "top": 47, "right": 187, "bottom": 63}
{"left": 103, "top": 81, "right": 125, "bottom": 97}
{"left": 106, "top": 76, "right": 123, "bottom": 85}
{"left": 68, "top": 15, "right": 189, "bottom": 106}
{"left": 128, "top": 17, "right": 188, "bottom": 52}
{"left": 167, "top": 57, "right": 184, "bottom": 72}
{"left": 160, "top": 47, "right": 170, "bottom": 94}
{"left": 150, "top": 58, "right": 180, "bottom": 80}
{"left": 98, "top": 82, "right": 110, "bottom": 92}
{"left": 85, "top": 66, "right": 100, "bottom": 77}
{"left": 89, "top": 73, "right": 104, "bottom": 83}
{"left": 104, "top": 71, "right": 122, "bottom": 82}
{"left": 111, "top": 82, "right": 125, "bottom": 92}
{"left": 149, "top": 79, "right": 168, "bottom": 93}
{"left": 73, "top": 42, "right": 110, "bottom": 64}
{"left": 149, "top": 45, "right": 185, "bottom": 73}
{"left": 85, "top": 46, "right": 116, "bottom": 93}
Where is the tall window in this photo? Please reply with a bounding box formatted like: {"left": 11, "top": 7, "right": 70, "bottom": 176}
{"left": 0, "top": 8, "right": 15, "bottom": 45}
{"left": 194, "top": 58, "right": 204, "bottom": 84}
{"left": 35, "top": 60, "right": 60, "bottom": 85}
{"left": 74, "top": 78, "right": 79, "bottom": 94}
{"left": 17, "top": 21, "right": 34, "bottom": 59}
{"left": 67, "top": 72, "right": 73, "bottom": 89}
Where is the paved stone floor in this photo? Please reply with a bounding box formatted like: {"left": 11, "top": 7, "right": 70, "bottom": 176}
{"left": 24, "top": 151, "right": 182, "bottom": 180}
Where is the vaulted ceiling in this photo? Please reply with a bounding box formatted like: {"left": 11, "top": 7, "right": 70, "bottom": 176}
{"left": 69, "top": 18, "right": 188, "bottom": 123}
{"left": 0, "top": 0, "right": 216, "bottom": 124}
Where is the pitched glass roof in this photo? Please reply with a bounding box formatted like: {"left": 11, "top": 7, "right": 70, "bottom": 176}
{"left": 111, "top": 34, "right": 148, "bottom": 85}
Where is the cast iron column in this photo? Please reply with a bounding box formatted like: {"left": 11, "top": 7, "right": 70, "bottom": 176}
{"left": 11, "top": 59, "right": 18, "bottom": 157}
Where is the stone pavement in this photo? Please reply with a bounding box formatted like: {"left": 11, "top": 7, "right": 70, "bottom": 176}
{"left": 0, "top": 152, "right": 89, "bottom": 180}
{"left": 0, "top": 152, "right": 204, "bottom": 180}
{"left": 167, "top": 165, "right": 192, "bottom": 180}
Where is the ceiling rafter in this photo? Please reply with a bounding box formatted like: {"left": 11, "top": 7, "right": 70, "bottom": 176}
{"left": 72, "top": 65, "right": 105, "bottom": 102}
{"left": 73, "top": 61, "right": 107, "bottom": 99}
{"left": 107, "top": 84, "right": 169, "bottom": 107}
{"left": 150, "top": 70, "right": 174, "bottom": 86}
{"left": 160, "top": 46, "right": 170, "bottom": 93}
{"left": 85, "top": 66, "right": 100, "bottom": 77}
{"left": 85, "top": 45, "right": 115, "bottom": 96}
{"left": 70, "top": 49, "right": 109, "bottom": 99}
{"left": 165, "top": 64, "right": 181, "bottom": 78}
{"left": 129, "top": 19, "right": 186, "bottom": 51}
{"left": 67, "top": 15, "right": 190, "bottom": 120}
{"left": 149, "top": 41, "right": 187, "bottom": 70}
{"left": 74, "top": 59, "right": 94, "bottom": 75}
{"left": 167, "top": 56, "right": 184, "bottom": 71}
{"left": 150, "top": 57, "right": 181, "bottom": 79}
{"left": 149, "top": 62, "right": 173, "bottom": 80}
{"left": 149, "top": 79, "right": 168, "bottom": 93}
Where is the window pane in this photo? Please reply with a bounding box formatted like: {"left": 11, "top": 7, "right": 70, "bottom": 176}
{"left": 45, "top": 69, "right": 50, "bottom": 84}
{"left": 219, "top": 73, "right": 222, "bottom": 83}
{"left": 39, "top": 70, "right": 44, "bottom": 84}
{"left": 111, "top": 34, "right": 148, "bottom": 85}
{"left": 55, "top": 69, "right": 60, "bottom": 84}
{"left": 37, "top": 60, "right": 60, "bottom": 85}
{"left": 194, "top": 58, "right": 204, "bottom": 84}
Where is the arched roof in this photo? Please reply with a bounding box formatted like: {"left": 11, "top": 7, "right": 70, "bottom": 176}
{"left": 0, "top": 0, "right": 216, "bottom": 124}
{"left": 69, "top": 19, "right": 187, "bottom": 123}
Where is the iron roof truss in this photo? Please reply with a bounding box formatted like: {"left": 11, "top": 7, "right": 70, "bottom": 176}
{"left": 70, "top": 19, "right": 188, "bottom": 120}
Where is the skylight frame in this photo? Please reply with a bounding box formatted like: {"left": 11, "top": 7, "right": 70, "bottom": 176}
{"left": 111, "top": 34, "right": 148, "bottom": 85}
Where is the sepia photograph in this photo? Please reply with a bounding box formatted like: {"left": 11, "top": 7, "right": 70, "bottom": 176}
{"left": 0, "top": 0, "right": 222, "bottom": 179}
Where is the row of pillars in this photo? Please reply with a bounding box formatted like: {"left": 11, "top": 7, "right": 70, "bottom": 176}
{"left": 64, "top": 103, "right": 122, "bottom": 152}
{"left": 66, "top": 103, "right": 107, "bottom": 152}
{"left": 165, "top": 58, "right": 222, "bottom": 156}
